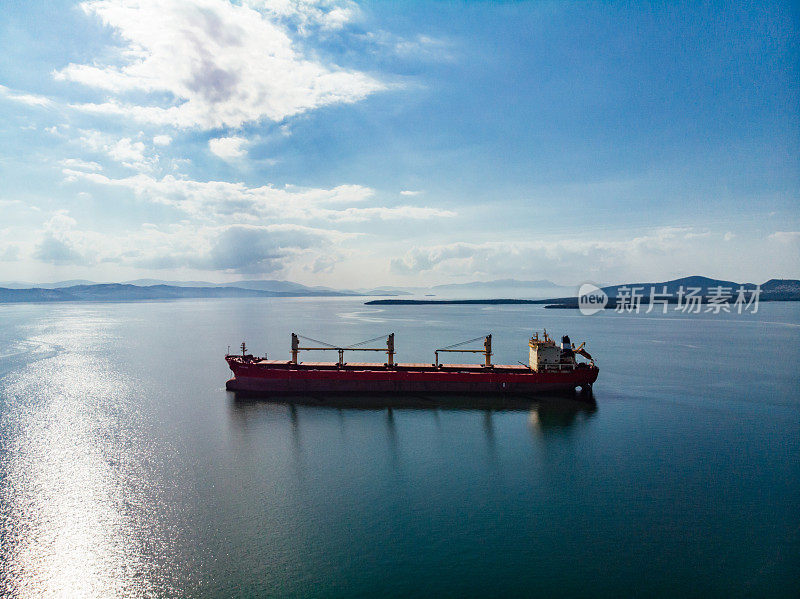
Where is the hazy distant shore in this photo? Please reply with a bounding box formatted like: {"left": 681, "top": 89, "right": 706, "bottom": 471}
{"left": 367, "top": 277, "right": 800, "bottom": 306}
{"left": 1, "top": 276, "right": 798, "bottom": 304}
{"left": 367, "top": 297, "right": 799, "bottom": 308}
{"left": 0, "top": 284, "right": 357, "bottom": 304}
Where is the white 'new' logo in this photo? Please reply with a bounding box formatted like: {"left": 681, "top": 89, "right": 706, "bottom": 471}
{"left": 578, "top": 283, "right": 608, "bottom": 315}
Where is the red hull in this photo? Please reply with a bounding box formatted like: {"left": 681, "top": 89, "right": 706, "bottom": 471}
{"left": 225, "top": 357, "right": 598, "bottom": 397}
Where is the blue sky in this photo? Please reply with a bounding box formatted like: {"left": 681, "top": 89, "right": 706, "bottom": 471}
{"left": 0, "top": 0, "right": 797, "bottom": 287}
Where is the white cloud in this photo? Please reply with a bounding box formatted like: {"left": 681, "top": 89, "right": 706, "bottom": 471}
{"left": 131, "top": 222, "right": 344, "bottom": 273}
{"left": 78, "top": 130, "right": 155, "bottom": 171}
{"left": 152, "top": 134, "right": 172, "bottom": 146}
{"left": 768, "top": 231, "right": 800, "bottom": 244}
{"left": 34, "top": 236, "right": 87, "bottom": 265}
{"left": 249, "top": 0, "right": 361, "bottom": 33}
{"left": 209, "top": 136, "right": 248, "bottom": 160}
{"left": 57, "top": 0, "right": 385, "bottom": 129}
{"left": 107, "top": 138, "right": 147, "bottom": 163}
{"left": 61, "top": 169, "right": 456, "bottom": 223}
{"left": 59, "top": 158, "right": 103, "bottom": 171}
{"left": 200, "top": 223, "right": 334, "bottom": 273}
{"left": 33, "top": 211, "right": 87, "bottom": 265}
{"left": 393, "top": 34, "right": 455, "bottom": 61}
{"left": 324, "top": 205, "right": 454, "bottom": 222}
{"left": 356, "top": 30, "right": 455, "bottom": 62}
{"left": 44, "top": 211, "right": 78, "bottom": 233}
{"left": 400, "top": 190, "right": 421, "bottom": 196}
{"left": 0, "top": 84, "right": 53, "bottom": 108}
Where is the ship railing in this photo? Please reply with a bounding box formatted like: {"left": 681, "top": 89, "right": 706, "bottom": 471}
{"left": 537, "top": 363, "right": 578, "bottom": 372}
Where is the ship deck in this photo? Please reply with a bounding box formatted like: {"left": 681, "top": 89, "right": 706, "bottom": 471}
{"left": 251, "top": 359, "right": 534, "bottom": 372}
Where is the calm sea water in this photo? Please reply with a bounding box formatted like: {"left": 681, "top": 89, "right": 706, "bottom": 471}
{"left": 0, "top": 298, "right": 798, "bottom": 598}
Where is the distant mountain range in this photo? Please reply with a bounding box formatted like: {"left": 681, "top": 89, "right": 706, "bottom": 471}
{"left": 0, "top": 276, "right": 797, "bottom": 304}
{"left": 366, "top": 277, "right": 800, "bottom": 306}
{"left": 0, "top": 284, "right": 354, "bottom": 303}
{"left": 598, "top": 275, "right": 755, "bottom": 297}
{"left": 0, "top": 278, "right": 350, "bottom": 293}
{"left": 0, "top": 279, "right": 102, "bottom": 289}
{"left": 0, "top": 277, "right": 571, "bottom": 302}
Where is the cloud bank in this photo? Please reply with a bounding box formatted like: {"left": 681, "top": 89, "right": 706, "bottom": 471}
{"left": 27, "top": 218, "right": 343, "bottom": 275}
{"left": 390, "top": 228, "right": 800, "bottom": 284}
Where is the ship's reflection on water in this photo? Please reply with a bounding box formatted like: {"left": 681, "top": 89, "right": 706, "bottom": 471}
{"left": 227, "top": 391, "right": 598, "bottom": 447}
{"left": 527, "top": 398, "right": 598, "bottom": 433}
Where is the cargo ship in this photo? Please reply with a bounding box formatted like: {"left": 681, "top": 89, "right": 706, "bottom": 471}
{"left": 225, "top": 331, "right": 598, "bottom": 399}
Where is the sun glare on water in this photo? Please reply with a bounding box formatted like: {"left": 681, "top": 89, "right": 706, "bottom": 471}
{"left": 0, "top": 314, "right": 165, "bottom": 598}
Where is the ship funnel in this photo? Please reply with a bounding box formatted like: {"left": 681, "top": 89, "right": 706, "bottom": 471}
{"left": 561, "top": 335, "right": 571, "bottom": 350}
